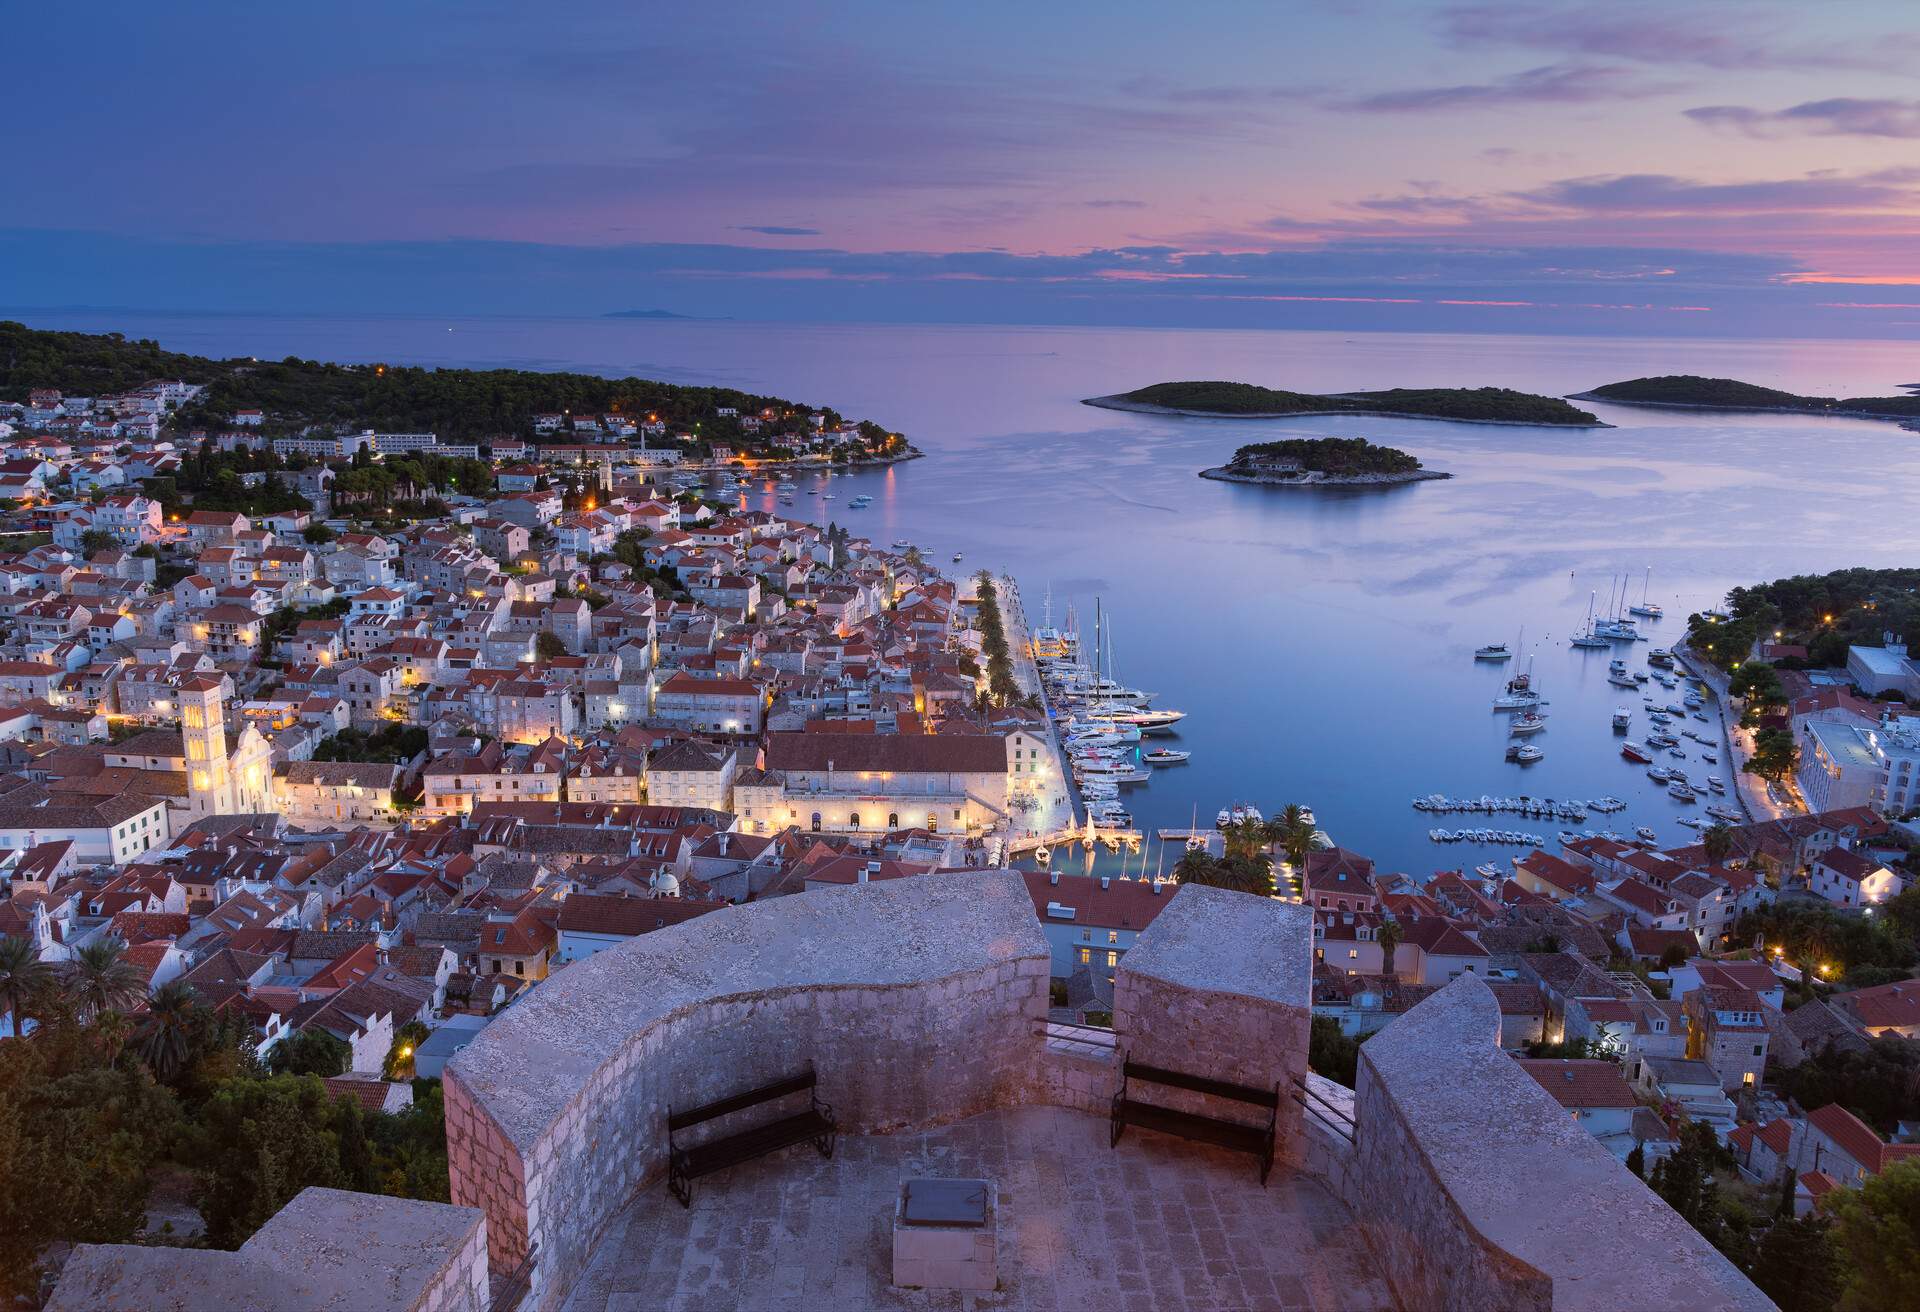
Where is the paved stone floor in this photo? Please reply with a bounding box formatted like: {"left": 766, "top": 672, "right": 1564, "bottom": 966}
{"left": 560, "top": 1105, "right": 1396, "bottom": 1312}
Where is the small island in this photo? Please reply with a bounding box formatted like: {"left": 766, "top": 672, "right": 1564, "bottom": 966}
{"left": 1086, "top": 379, "right": 1605, "bottom": 426}
{"left": 1200, "top": 436, "right": 1449, "bottom": 487}
{"left": 1575, "top": 375, "right": 1920, "bottom": 422}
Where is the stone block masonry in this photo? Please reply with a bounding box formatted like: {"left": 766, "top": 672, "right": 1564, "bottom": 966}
{"left": 1347, "top": 975, "right": 1774, "bottom": 1312}
{"left": 445, "top": 870, "right": 1053, "bottom": 1308}
{"left": 49, "top": 1188, "right": 489, "bottom": 1312}
{"left": 1112, "top": 883, "right": 1314, "bottom": 1163}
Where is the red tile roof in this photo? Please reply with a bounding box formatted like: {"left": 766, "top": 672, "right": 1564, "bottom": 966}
{"left": 1516, "top": 1058, "right": 1638, "bottom": 1110}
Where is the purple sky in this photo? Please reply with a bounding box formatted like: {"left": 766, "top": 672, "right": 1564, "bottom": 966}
{"left": 7, "top": 1, "right": 1920, "bottom": 334}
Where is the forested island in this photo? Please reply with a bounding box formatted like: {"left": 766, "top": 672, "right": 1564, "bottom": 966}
{"left": 1086, "top": 380, "right": 1604, "bottom": 426}
{"left": 0, "top": 320, "right": 907, "bottom": 456}
{"left": 1576, "top": 375, "right": 1920, "bottom": 422}
{"left": 1200, "top": 436, "right": 1448, "bottom": 487}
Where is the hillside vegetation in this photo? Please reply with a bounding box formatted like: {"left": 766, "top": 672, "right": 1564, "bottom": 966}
{"left": 1226, "top": 436, "right": 1423, "bottom": 476}
{"left": 1108, "top": 379, "right": 1600, "bottom": 425}
{"left": 0, "top": 320, "right": 845, "bottom": 442}
{"left": 1586, "top": 375, "right": 1920, "bottom": 418}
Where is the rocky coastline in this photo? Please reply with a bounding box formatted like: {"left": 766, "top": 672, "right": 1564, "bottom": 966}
{"left": 1199, "top": 465, "right": 1451, "bottom": 487}
{"left": 1087, "top": 394, "right": 1610, "bottom": 428}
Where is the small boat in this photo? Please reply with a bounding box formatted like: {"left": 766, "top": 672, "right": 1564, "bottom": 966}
{"left": 1628, "top": 567, "right": 1664, "bottom": 619}
{"left": 1677, "top": 816, "right": 1704, "bottom": 829}
{"left": 1707, "top": 777, "right": 1726, "bottom": 793}
{"left": 1635, "top": 826, "right": 1658, "bottom": 843}
{"left": 1509, "top": 713, "right": 1547, "bottom": 736}
{"left": 1493, "top": 692, "right": 1546, "bottom": 710}
{"left": 1143, "top": 749, "right": 1190, "bottom": 765}
{"left": 1612, "top": 708, "right": 1632, "bottom": 731}
{"left": 1648, "top": 648, "right": 1674, "bottom": 667}
{"left": 892, "top": 538, "right": 912, "bottom": 548}
{"left": 1475, "top": 643, "right": 1512, "bottom": 661}
{"left": 1621, "top": 741, "right": 1653, "bottom": 763}
{"left": 1608, "top": 672, "right": 1639, "bottom": 688}
{"left": 1706, "top": 805, "right": 1743, "bottom": 823}
{"left": 1647, "top": 766, "right": 1674, "bottom": 783}
{"left": 952, "top": 553, "right": 964, "bottom": 562}
{"left": 1034, "top": 844, "right": 1051, "bottom": 865}
{"left": 1507, "top": 743, "right": 1543, "bottom": 763}
{"left": 1669, "top": 782, "right": 1698, "bottom": 802}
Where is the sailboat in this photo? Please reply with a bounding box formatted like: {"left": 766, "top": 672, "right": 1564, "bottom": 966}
{"left": 1570, "top": 590, "right": 1610, "bottom": 648}
{"left": 1628, "top": 565, "right": 1664, "bottom": 619}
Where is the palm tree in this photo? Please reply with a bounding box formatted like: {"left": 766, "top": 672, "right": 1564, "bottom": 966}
{"left": 1173, "top": 845, "right": 1218, "bottom": 885}
{"left": 1173, "top": 846, "right": 1271, "bottom": 896}
{"left": 65, "top": 939, "right": 145, "bottom": 1023}
{"left": 1702, "top": 823, "right": 1734, "bottom": 867}
{"left": 1377, "top": 918, "right": 1402, "bottom": 980}
{"left": 134, "top": 980, "right": 202, "bottom": 1082}
{"left": 0, "top": 935, "right": 53, "bottom": 1038}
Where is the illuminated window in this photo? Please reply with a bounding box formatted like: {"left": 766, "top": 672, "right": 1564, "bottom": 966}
{"left": 1078, "top": 948, "right": 1090, "bottom": 965}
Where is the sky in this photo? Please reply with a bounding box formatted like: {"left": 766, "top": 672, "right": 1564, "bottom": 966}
{"left": 5, "top": 0, "right": 1920, "bottom": 336}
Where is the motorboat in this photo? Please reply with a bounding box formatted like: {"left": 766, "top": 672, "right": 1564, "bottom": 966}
{"left": 1493, "top": 692, "right": 1546, "bottom": 710}
{"left": 1634, "top": 826, "right": 1658, "bottom": 843}
{"left": 1647, "top": 766, "right": 1674, "bottom": 783}
{"left": 1612, "top": 708, "right": 1632, "bottom": 731}
{"left": 1609, "top": 673, "right": 1639, "bottom": 689}
{"left": 1509, "top": 713, "right": 1547, "bottom": 736}
{"left": 1621, "top": 742, "right": 1653, "bottom": 763}
{"left": 1648, "top": 648, "right": 1675, "bottom": 667}
{"left": 1143, "top": 748, "right": 1190, "bottom": 765}
{"left": 1677, "top": 816, "right": 1704, "bottom": 829}
{"left": 1507, "top": 743, "right": 1544, "bottom": 763}
{"left": 1475, "top": 643, "right": 1512, "bottom": 661}
{"left": 1669, "top": 782, "right": 1698, "bottom": 802}
{"left": 1706, "top": 805, "right": 1743, "bottom": 823}
{"left": 1110, "top": 708, "right": 1187, "bottom": 731}
{"left": 952, "top": 553, "right": 964, "bottom": 562}
{"left": 1707, "top": 777, "right": 1726, "bottom": 793}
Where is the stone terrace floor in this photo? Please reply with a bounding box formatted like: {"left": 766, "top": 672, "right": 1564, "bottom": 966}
{"left": 560, "top": 1105, "right": 1397, "bottom": 1312}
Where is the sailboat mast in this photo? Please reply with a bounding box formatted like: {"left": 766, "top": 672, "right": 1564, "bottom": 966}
{"left": 1642, "top": 565, "right": 1652, "bottom": 606}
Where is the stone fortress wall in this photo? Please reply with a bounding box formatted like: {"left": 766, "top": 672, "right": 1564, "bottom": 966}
{"left": 444, "top": 871, "right": 1060, "bottom": 1306}
{"left": 49, "top": 873, "right": 1776, "bottom": 1312}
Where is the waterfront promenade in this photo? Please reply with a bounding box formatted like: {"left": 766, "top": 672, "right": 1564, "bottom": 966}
{"left": 996, "top": 575, "right": 1079, "bottom": 833}
{"left": 1676, "top": 641, "right": 1790, "bottom": 824}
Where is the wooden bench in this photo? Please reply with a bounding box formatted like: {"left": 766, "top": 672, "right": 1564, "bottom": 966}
{"left": 666, "top": 1068, "right": 837, "bottom": 1208}
{"left": 1109, "top": 1055, "right": 1278, "bottom": 1185}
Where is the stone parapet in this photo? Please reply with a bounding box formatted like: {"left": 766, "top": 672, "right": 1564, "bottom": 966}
{"left": 1112, "top": 883, "right": 1314, "bottom": 1161}
{"left": 1348, "top": 975, "right": 1775, "bottom": 1312}
{"left": 445, "top": 870, "right": 1052, "bottom": 1307}
{"left": 49, "top": 1188, "right": 488, "bottom": 1312}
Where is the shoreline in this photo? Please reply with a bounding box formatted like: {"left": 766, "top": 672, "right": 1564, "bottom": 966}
{"left": 1083, "top": 394, "right": 1613, "bottom": 429}
{"left": 1568, "top": 391, "right": 1920, "bottom": 428}
{"left": 1199, "top": 465, "right": 1451, "bottom": 487}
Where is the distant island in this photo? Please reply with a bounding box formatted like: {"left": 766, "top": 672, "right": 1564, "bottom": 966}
{"left": 1086, "top": 380, "right": 1605, "bottom": 427}
{"left": 602, "top": 309, "right": 704, "bottom": 320}
{"left": 1575, "top": 375, "right": 1920, "bottom": 423}
{"left": 1200, "top": 436, "right": 1449, "bottom": 487}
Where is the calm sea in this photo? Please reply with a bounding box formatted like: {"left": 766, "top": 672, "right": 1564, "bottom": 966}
{"left": 13, "top": 311, "right": 1920, "bottom": 874}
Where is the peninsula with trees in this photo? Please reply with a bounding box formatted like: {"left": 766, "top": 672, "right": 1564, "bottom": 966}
{"left": 1576, "top": 375, "right": 1920, "bottom": 427}
{"left": 0, "top": 320, "right": 915, "bottom": 462}
{"left": 1085, "top": 379, "right": 1605, "bottom": 427}
{"left": 1200, "top": 436, "right": 1448, "bottom": 487}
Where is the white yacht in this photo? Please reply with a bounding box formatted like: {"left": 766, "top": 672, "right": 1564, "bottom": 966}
{"left": 1143, "top": 748, "right": 1190, "bottom": 765}
{"left": 1474, "top": 643, "right": 1512, "bottom": 661}
{"left": 1612, "top": 708, "right": 1632, "bottom": 731}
